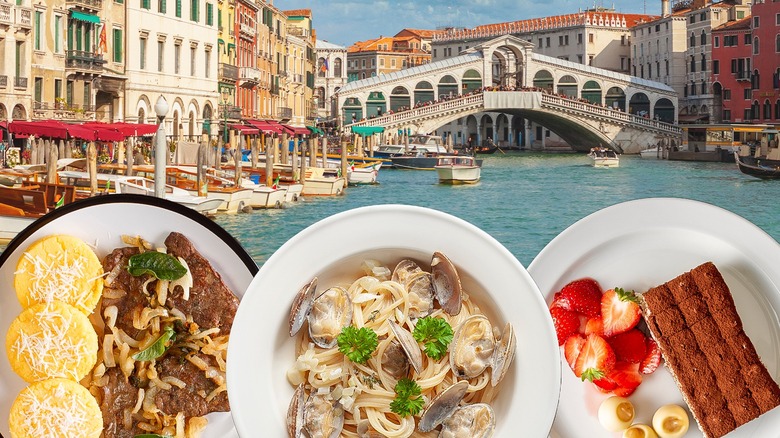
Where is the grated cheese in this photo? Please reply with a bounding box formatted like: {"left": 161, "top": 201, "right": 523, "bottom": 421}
{"left": 13, "top": 380, "right": 101, "bottom": 438}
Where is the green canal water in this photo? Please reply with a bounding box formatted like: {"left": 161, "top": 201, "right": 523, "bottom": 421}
{"left": 214, "top": 152, "right": 780, "bottom": 268}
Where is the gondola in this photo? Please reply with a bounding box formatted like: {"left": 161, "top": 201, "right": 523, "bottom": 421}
{"left": 734, "top": 152, "right": 780, "bottom": 179}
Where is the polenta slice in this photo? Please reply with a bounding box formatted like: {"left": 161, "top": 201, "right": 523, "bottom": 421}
{"left": 9, "top": 378, "right": 102, "bottom": 438}
{"left": 5, "top": 301, "right": 98, "bottom": 383}
{"left": 14, "top": 234, "right": 104, "bottom": 314}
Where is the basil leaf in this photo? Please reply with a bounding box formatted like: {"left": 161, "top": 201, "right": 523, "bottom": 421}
{"left": 128, "top": 251, "right": 187, "bottom": 280}
{"left": 132, "top": 325, "right": 176, "bottom": 361}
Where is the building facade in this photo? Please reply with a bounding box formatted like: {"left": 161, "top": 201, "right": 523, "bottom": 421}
{"left": 0, "top": 0, "right": 33, "bottom": 122}
{"left": 236, "top": 0, "right": 259, "bottom": 119}
{"left": 284, "top": 9, "right": 315, "bottom": 127}
{"left": 711, "top": 16, "right": 752, "bottom": 123}
{"left": 314, "top": 39, "right": 347, "bottom": 125}
{"left": 347, "top": 32, "right": 433, "bottom": 82}
{"left": 748, "top": 0, "right": 780, "bottom": 123}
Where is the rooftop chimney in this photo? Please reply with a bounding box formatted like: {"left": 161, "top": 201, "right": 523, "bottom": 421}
{"left": 661, "top": 0, "right": 670, "bottom": 17}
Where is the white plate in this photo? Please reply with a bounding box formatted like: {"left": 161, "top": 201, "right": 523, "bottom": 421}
{"left": 528, "top": 198, "right": 780, "bottom": 438}
{"left": 0, "top": 194, "right": 257, "bottom": 438}
{"left": 227, "top": 204, "right": 561, "bottom": 437}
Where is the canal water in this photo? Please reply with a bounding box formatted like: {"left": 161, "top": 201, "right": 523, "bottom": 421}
{"left": 214, "top": 152, "right": 780, "bottom": 267}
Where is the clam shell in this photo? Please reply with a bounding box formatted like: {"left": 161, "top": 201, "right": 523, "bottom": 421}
{"left": 387, "top": 319, "right": 423, "bottom": 375}
{"left": 381, "top": 340, "right": 410, "bottom": 380}
{"left": 286, "top": 384, "right": 305, "bottom": 438}
{"left": 418, "top": 380, "right": 469, "bottom": 432}
{"left": 288, "top": 277, "right": 317, "bottom": 337}
{"left": 490, "top": 322, "right": 516, "bottom": 387}
{"left": 357, "top": 420, "right": 386, "bottom": 438}
{"left": 450, "top": 315, "right": 495, "bottom": 379}
{"left": 405, "top": 270, "right": 434, "bottom": 318}
{"left": 431, "top": 251, "right": 463, "bottom": 315}
{"left": 302, "top": 394, "right": 344, "bottom": 438}
{"left": 308, "top": 286, "right": 353, "bottom": 348}
{"left": 439, "top": 403, "right": 496, "bottom": 438}
{"left": 392, "top": 259, "right": 423, "bottom": 284}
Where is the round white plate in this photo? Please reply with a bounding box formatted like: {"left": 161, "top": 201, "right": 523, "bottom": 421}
{"left": 528, "top": 198, "right": 780, "bottom": 438}
{"left": 227, "top": 204, "right": 561, "bottom": 437}
{"left": 0, "top": 194, "right": 257, "bottom": 438}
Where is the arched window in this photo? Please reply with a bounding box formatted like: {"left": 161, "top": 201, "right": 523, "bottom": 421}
{"left": 317, "top": 57, "right": 326, "bottom": 77}
{"left": 701, "top": 79, "right": 707, "bottom": 95}
{"left": 754, "top": 36, "right": 760, "bottom": 55}
{"left": 764, "top": 100, "right": 772, "bottom": 120}
{"left": 775, "top": 99, "right": 780, "bottom": 119}
{"left": 701, "top": 54, "right": 706, "bottom": 71}
{"left": 690, "top": 32, "right": 696, "bottom": 47}
{"left": 690, "top": 56, "right": 696, "bottom": 73}
{"left": 333, "top": 58, "right": 342, "bottom": 77}
{"left": 776, "top": 34, "right": 780, "bottom": 53}
{"left": 700, "top": 30, "right": 707, "bottom": 46}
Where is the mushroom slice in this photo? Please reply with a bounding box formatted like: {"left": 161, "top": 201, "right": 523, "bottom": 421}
{"left": 392, "top": 259, "right": 423, "bottom": 284}
{"left": 381, "top": 340, "right": 410, "bottom": 380}
{"left": 439, "top": 403, "right": 496, "bottom": 438}
{"left": 302, "top": 393, "right": 344, "bottom": 438}
{"left": 288, "top": 277, "right": 318, "bottom": 337}
{"left": 405, "top": 271, "right": 435, "bottom": 318}
{"left": 387, "top": 319, "right": 423, "bottom": 375}
{"left": 308, "top": 286, "right": 353, "bottom": 348}
{"left": 417, "top": 380, "right": 469, "bottom": 432}
{"left": 431, "top": 252, "right": 463, "bottom": 315}
{"left": 450, "top": 315, "right": 495, "bottom": 379}
{"left": 490, "top": 322, "right": 516, "bottom": 387}
{"left": 286, "top": 384, "right": 305, "bottom": 438}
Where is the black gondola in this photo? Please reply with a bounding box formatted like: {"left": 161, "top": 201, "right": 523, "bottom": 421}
{"left": 734, "top": 152, "right": 780, "bottom": 179}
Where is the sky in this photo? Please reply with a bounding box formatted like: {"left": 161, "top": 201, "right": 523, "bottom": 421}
{"left": 276, "top": 0, "right": 660, "bottom": 47}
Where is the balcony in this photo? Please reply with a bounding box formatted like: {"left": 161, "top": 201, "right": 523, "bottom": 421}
{"left": 287, "top": 27, "right": 309, "bottom": 38}
{"left": 278, "top": 106, "right": 292, "bottom": 121}
{"left": 15, "top": 6, "right": 32, "bottom": 29}
{"left": 219, "top": 63, "right": 239, "bottom": 82}
{"left": 291, "top": 73, "right": 303, "bottom": 84}
{"left": 239, "top": 66, "right": 262, "bottom": 87}
{"left": 14, "top": 77, "right": 27, "bottom": 89}
{"left": 0, "top": 75, "right": 6, "bottom": 89}
{"left": 239, "top": 22, "right": 254, "bottom": 39}
{"left": 33, "top": 101, "right": 95, "bottom": 120}
{"left": 66, "top": 50, "right": 105, "bottom": 73}
{"left": 66, "top": 0, "right": 102, "bottom": 12}
{"left": 735, "top": 71, "right": 751, "bottom": 81}
{"left": 0, "top": 3, "right": 12, "bottom": 26}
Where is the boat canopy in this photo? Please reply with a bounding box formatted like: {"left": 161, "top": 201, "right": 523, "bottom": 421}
{"left": 351, "top": 126, "right": 385, "bottom": 135}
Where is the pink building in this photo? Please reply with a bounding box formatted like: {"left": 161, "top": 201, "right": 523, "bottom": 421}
{"left": 749, "top": 0, "right": 780, "bottom": 123}
{"left": 712, "top": 17, "right": 752, "bottom": 122}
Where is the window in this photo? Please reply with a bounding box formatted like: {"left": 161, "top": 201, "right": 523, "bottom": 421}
{"left": 714, "top": 36, "right": 719, "bottom": 48}
{"left": 564, "top": 35, "right": 569, "bottom": 45}
{"left": 776, "top": 34, "right": 780, "bottom": 53}
{"left": 690, "top": 33, "right": 696, "bottom": 47}
{"left": 665, "top": 60, "right": 669, "bottom": 75}
{"left": 701, "top": 54, "right": 706, "bottom": 72}
{"left": 578, "top": 33, "right": 583, "bottom": 44}
{"left": 54, "top": 79, "right": 62, "bottom": 99}
{"left": 701, "top": 31, "right": 706, "bottom": 45}
{"left": 157, "top": 40, "right": 164, "bottom": 72}
{"left": 158, "top": 0, "right": 165, "bottom": 13}
{"left": 204, "top": 48, "right": 211, "bottom": 78}
{"left": 744, "top": 88, "right": 752, "bottom": 99}
{"left": 33, "top": 77, "right": 42, "bottom": 103}
{"left": 141, "top": 0, "right": 150, "bottom": 9}
{"left": 764, "top": 100, "right": 772, "bottom": 119}
{"left": 690, "top": 82, "right": 696, "bottom": 95}
{"left": 700, "top": 12, "right": 706, "bottom": 21}
{"left": 588, "top": 55, "right": 593, "bottom": 66}
{"left": 391, "top": 59, "right": 396, "bottom": 68}
{"left": 744, "top": 108, "right": 752, "bottom": 120}
{"left": 140, "top": 37, "right": 147, "bottom": 69}
{"left": 690, "top": 56, "right": 696, "bottom": 73}
{"left": 737, "top": 10, "right": 745, "bottom": 19}
{"left": 34, "top": 10, "right": 41, "bottom": 50}
{"left": 559, "top": 36, "right": 564, "bottom": 46}
{"left": 754, "top": 37, "right": 760, "bottom": 55}
{"left": 713, "top": 59, "right": 719, "bottom": 75}
{"left": 546, "top": 37, "right": 550, "bottom": 47}
{"left": 754, "top": 16, "right": 759, "bottom": 28}
{"left": 190, "top": 46, "right": 196, "bottom": 75}
{"left": 588, "top": 33, "right": 594, "bottom": 43}
{"left": 190, "top": 0, "right": 199, "bottom": 22}
{"left": 690, "top": 15, "right": 695, "bottom": 24}
{"left": 206, "top": 3, "right": 213, "bottom": 25}
{"left": 745, "top": 33, "right": 751, "bottom": 45}
{"left": 174, "top": 42, "right": 181, "bottom": 73}
{"left": 175, "top": 0, "right": 181, "bottom": 17}
{"left": 701, "top": 80, "right": 707, "bottom": 94}
{"left": 54, "top": 15, "right": 62, "bottom": 53}
{"left": 113, "top": 28, "right": 122, "bottom": 62}
{"left": 83, "top": 82, "right": 91, "bottom": 109}
{"left": 66, "top": 80, "right": 73, "bottom": 105}
{"left": 723, "top": 89, "right": 731, "bottom": 100}
{"left": 538, "top": 38, "right": 543, "bottom": 48}
{"left": 379, "top": 58, "right": 384, "bottom": 67}
{"left": 723, "top": 109, "right": 731, "bottom": 120}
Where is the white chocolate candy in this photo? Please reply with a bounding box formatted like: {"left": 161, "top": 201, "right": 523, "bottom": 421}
{"left": 652, "top": 404, "right": 689, "bottom": 438}
{"left": 598, "top": 396, "right": 635, "bottom": 432}
{"left": 623, "top": 424, "right": 658, "bottom": 438}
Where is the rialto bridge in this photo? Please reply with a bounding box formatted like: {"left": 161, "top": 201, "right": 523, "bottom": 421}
{"left": 337, "top": 35, "right": 682, "bottom": 154}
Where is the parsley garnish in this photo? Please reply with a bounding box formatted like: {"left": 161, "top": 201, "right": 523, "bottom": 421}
{"left": 390, "top": 378, "right": 425, "bottom": 417}
{"left": 412, "top": 316, "right": 453, "bottom": 361}
{"left": 337, "top": 326, "right": 378, "bottom": 364}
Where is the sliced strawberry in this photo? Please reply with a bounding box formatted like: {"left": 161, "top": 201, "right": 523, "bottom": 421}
{"left": 558, "top": 278, "right": 602, "bottom": 317}
{"left": 640, "top": 337, "right": 662, "bottom": 374}
{"left": 593, "top": 376, "right": 617, "bottom": 393}
{"left": 585, "top": 317, "right": 603, "bottom": 335}
{"left": 607, "top": 329, "right": 647, "bottom": 363}
{"left": 601, "top": 288, "right": 642, "bottom": 337}
{"left": 608, "top": 361, "right": 642, "bottom": 396}
{"left": 573, "top": 334, "right": 615, "bottom": 382}
{"left": 563, "top": 334, "right": 585, "bottom": 372}
{"left": 551, "top": 306, "right": 580, "bottom": 345}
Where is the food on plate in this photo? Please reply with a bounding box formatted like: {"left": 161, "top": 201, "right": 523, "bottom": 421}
{"left": 286, "top": 253, "right": 516, "bottom": 437}
{"left": 651, "top": 404, "right": 689, "bottom": 438}
{"left": 86, "top": 232, "right": 239, "bottom": 438}
{"left": 14, "top": 234, "right": 104, "bottom": 314}
{"left": 597, "top": 396, "right": 635, "bottom": 432}
{"left": 5, "top": 300, "right": 98, "bottom": 383}
{"left": 9, "top": 377, "right": 103, "bottom": 438}
{"left": 550, "top": 279, "right": 658, "bottom": 397}
{"left": 640, "top": 262, "right": 780, "bottom": 438}
{"left": 623, "top": 423, "right": 658, "bottom": 438}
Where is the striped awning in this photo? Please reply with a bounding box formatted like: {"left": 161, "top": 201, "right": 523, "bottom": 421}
{"left": 70, "top": 10, "right": 100, "bottom": 24}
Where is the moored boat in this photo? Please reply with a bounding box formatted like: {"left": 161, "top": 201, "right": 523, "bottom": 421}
{"left": 588, "top": 147, "right": 620, "bottom": 168}
{"left": 347, "top": 161, "right": 382, "bottom": 185}
{"left": 392, "top": 152, "right": 483, "bottom": 170}
{"left": 435, "top": 156, "right": 481, "bottom": 184}
{"left": 114, "top": 176, "right": 223, "bottom": 215}
{"left": 734, "top": 152, "right": 780, "bottom": 179}
{"left": 302, "top": 167, "right": 345, "bottom": 196}
{"left": 639, "top": 145, "right": 663, "bottom": 159}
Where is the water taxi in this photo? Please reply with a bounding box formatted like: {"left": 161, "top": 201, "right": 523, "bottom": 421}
{"left": 435, "top": 156, "right": 481, "bottom": 184}
{"left": 588, "top": 147, "right": 620, "bottom": 168}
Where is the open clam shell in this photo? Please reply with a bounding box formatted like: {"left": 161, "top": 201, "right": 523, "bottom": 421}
{"left": 490, "top": 322, "right": 516, "bottom": 387}
{"left": 286, "top": 384, "right": 305, "bottom": 438}
{"left": 288, "top": 277, "right": 318, "bottom": 337}
{"left": 302, "top": 393, "right": 344, "bottom": 438}
{"left": 450, "top": 315, "right": 496, "bottom": 379}
{"left": 405, "top": 270, "right": 435, "bottom": 318}
{"left": 431, "top": 251, "right": 463, "bottom": 315}
{"left": 392, "top": 259, "right": 423, "bottom": 284}
{"left": 308, "top": 286, "right": 353, "bottom": 348}
{"left": 387, "top": 319, "right": 423, "bottom": 375}
{"left": 440, "top": 403, "right": 496, "bottom": 438}
{"left": 381, "top": 340, "right": 410, "bottom": 380}
{"left": 418, "top": 380, "right": 469, "bottom": 432}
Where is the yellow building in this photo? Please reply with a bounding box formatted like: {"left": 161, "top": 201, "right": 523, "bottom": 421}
{"left": 217, "top": 0, "right": 239, "bottom": 130}
{"left": 283, "top": 8, "right": 315, "bottom": 127}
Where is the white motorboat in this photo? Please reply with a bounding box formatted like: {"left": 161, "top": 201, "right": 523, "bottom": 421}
{"left": 435, "top": 156, "right": 481, "bottom": 184}
{"left": 640, "top": 145, "right": 663, "bottom": 159}
{"left": 588, "top": 147, "right": 620, "bottom": 168}
{"left": 302, "top": 167, "right": 346, "bottom": 196}
{"left": 347, "top": 161, "right": 382, "bottom": 185}
{"left": 114, "top": 176, "right": 223, "bottom": 215}
{"left": 240, "top": 181, "right": 287, "bottom": 209}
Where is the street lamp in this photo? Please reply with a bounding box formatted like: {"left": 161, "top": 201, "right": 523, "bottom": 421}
{"left": 154, "top": 95, "right": 169, "bottom": 198}
{"left": 221, "top": 88, "right": 231, "bottom": 146}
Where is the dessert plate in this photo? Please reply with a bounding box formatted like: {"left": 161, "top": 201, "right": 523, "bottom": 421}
{"left": 227, "top": 204, "right": 561, "bottom": 437}
{"left": 528, "top": 197, "right": 780, "bottom": 437}
{"left": 0, "top": 194, "right": 257, "bottom": 438}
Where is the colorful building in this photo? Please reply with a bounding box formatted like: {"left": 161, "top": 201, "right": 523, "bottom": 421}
{"left": 236, "top": 0, "right": 259, "bottom": 119}
{"left": 711, "top": 17, "right": 752, "bottom": 123}
{"left": 748, "top": 0, "right": 780, "bottom": 123}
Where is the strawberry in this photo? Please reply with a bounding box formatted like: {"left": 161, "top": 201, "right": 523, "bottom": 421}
{"left": 585, "top": 317, "right": 603, "bottom": 335}
{"left": 601, "top": 288, "right": 642, "bottom": 337}
{"left": 558, "top": 278, "right": 602, "bottom": 317}
{"left": 640, "top": 337, "right": 662, "bottom": 374}
{"left": 608, "top": 361, "right": 643, "bottom": 397}
{"left": 573, "top": 334, "right": 615, "bottom": 382}
{"left": 551, "top": 306, "right": 580, "bottom": 345}
{"left": 593, "top": 376, "right": 617, "bottom": 393}
{"left": 563, "top": 334, "right": 585, "bottom": 372}
{"left": 607, "top": 329, "right": 647, "bottom": 363}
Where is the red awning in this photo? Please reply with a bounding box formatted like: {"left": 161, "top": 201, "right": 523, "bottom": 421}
{"left": 230, "top": 124, "right": 260, "bottom": 135}
{"left": 246, "top": 119, "right": 283, "bottom": 134}
{"left": 84, "top": 122, "right": 158, "bottom": 137}
{"left": 8, "top": 120, "right": 95, "bottom": 140}
{"left": 283, "top": 124, "right": 311, "bottom": 136}
{"left": 0, "top": 121, "right": 7, "bottom": 130}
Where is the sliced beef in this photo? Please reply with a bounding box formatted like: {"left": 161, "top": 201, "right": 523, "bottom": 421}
{"left": 99, "top": 367, "right": 145, "bottom": 438}
{"left": 154, "top": 353, "right": 230, "bottom": 417}
{"left": 164, "top": 232, "right": 239, "bottom": 335}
